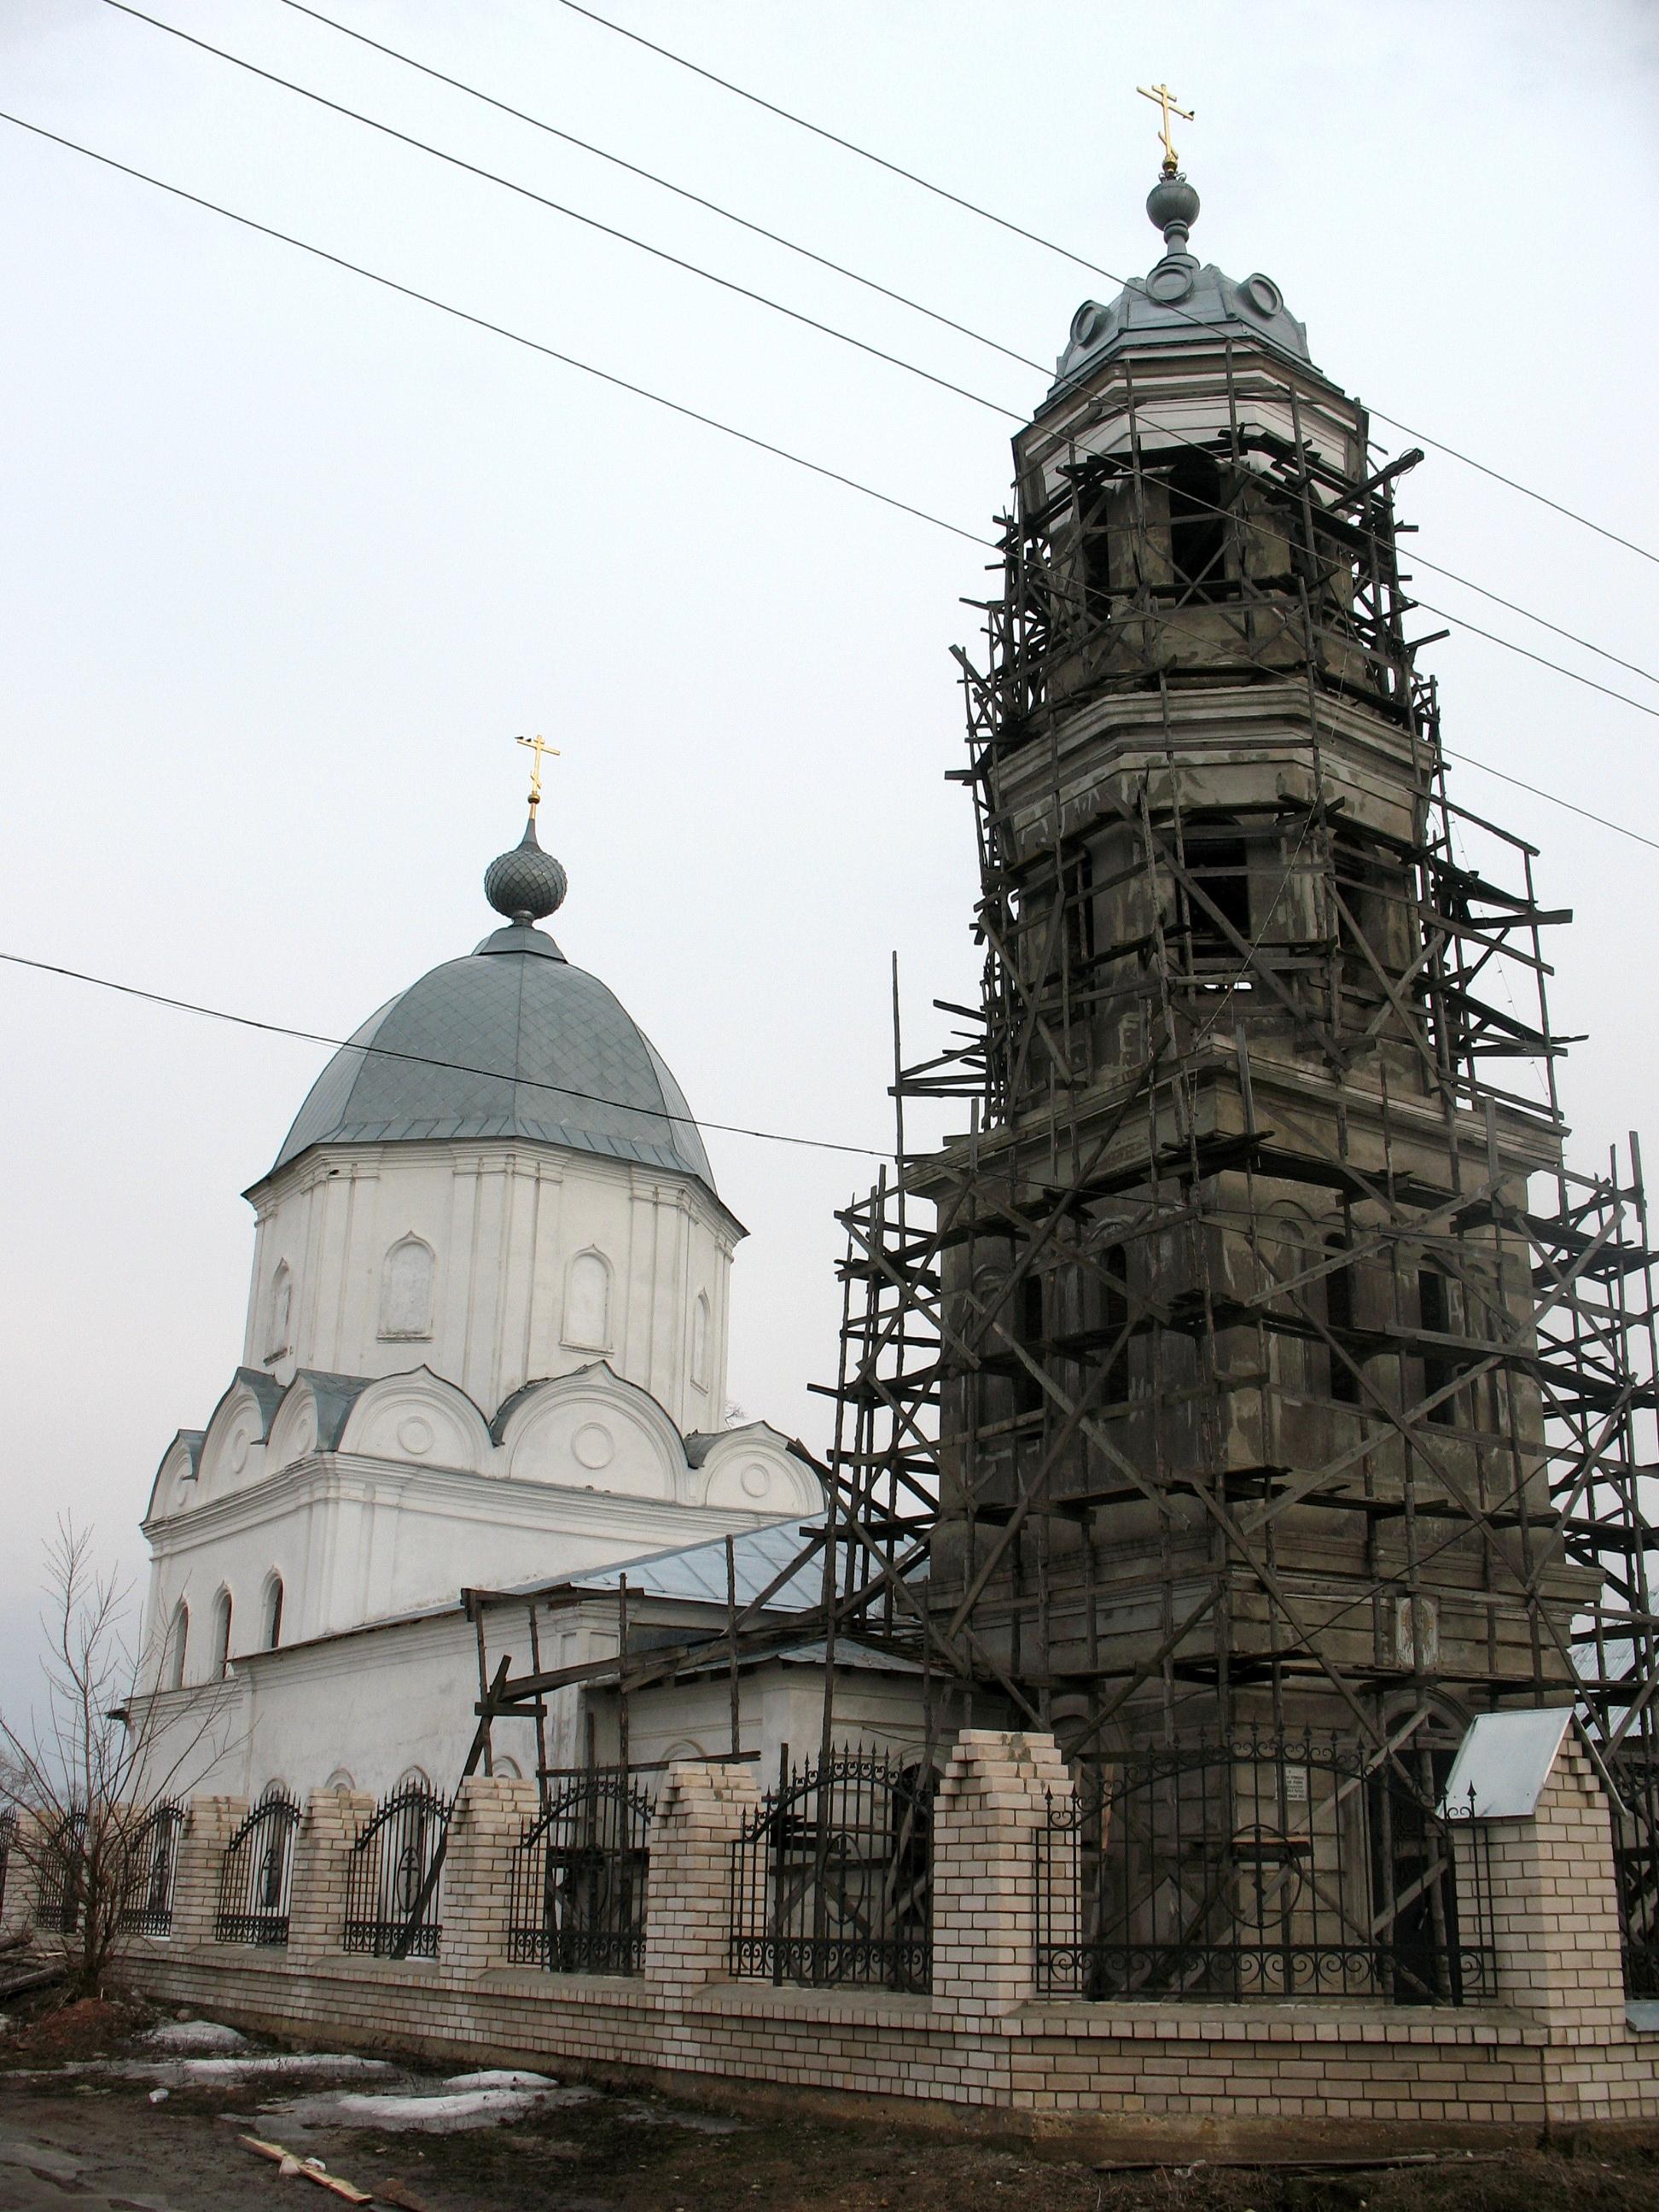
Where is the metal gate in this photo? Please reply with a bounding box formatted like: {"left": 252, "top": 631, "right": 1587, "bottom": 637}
{"left": 342, "top": 1780, "right": 452, "bottom": 1959}
{"left": 215, "top": 1792, "right": 300, "bottom": 1946}
{"left": 730, "top": 1749, "right": 934, "bottom": 1992}
{"left": 507, "top": 1767, "right": 655, "bottom": 1975}
{"left": 1037, "top": 1732, "right": 1493, "bottom": 2005}
{"left": 119, "top": 1801, "right": 183, "bottom": 1936}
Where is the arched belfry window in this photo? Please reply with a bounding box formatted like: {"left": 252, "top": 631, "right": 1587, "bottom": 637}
{"left": 691, "top": 1293, "right": 711, "bottom": 1391}
{"left": 1165, "top": 451, "right": 1228, "bottom": 602}
{"left": 266, "top": 1262, "right": 293, "bottom": 1361}
{"left": 563, "top": 1250, "right": 613, "bottom": 1352}
{"left": 166, "top": 1601, "right": 188, "bottom": 1691}
{"left": 264, "top": 1575, "right": 284, "bottom": 1651}
{"left": 212, "top": 1589, "right": 234, "bottom": 1680}
{"left": 379, "top": 1234, "right": 436, "bottom": 1341}
{"left": 1179, "top": 812, "right": 1251, "bottom": 969}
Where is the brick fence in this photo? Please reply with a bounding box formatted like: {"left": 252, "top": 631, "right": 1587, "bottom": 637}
{"left": 11, "top": 1730, "right": 1659, "bottom": 2156}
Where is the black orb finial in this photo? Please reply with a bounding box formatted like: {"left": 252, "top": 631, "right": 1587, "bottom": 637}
{"left": 1147, "top": 172, "right": 1201, "bottom": 259}
{"left": 484, "top": 813, "right": 568, "bottom": 926}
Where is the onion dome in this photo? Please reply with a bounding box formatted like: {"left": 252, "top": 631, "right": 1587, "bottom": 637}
{"left": 483, "top": 814, "right": 568, "bottom": 925}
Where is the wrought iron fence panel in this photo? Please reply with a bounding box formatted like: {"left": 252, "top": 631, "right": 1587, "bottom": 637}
{"left": 342, "top": 1781, "right": 453, "bottom": 1959}
{"left": 0, "top": 1807, "right": 16, "bottom": 1918}
{"left": 507, "top": 1767, "right": 655, "bottom": 1975}
{"left": 119, "top": 1800, "right": 183, "bottom": 1936}
{"left": 1610, "top": 1755, "right": 1659, "bottom": 1997}
{"left": 33, "top": 1809, "right": 87, "bottom": 1936}
{"left": 1037, "top": 1732, "right": 1493, "bottom": 2005}
{"left": 216, "top": 1792, "right": 300, "bottom": 1946}
{"left": 730, "top": 1748, "right": 934, "bottom": 1993}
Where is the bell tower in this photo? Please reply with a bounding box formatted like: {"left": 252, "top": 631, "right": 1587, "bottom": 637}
{"left": 828, "top": 157, "right": 1637, "bottom": 1773}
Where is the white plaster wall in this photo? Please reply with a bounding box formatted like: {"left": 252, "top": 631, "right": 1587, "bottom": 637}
{"left": 131, "top": 1617, "right": 937, "bottom": 1809}
{"left": 586, "top": 1663, "right": 941, "bottom": 1773}
{"left": 241, "top": 1141, "right": 737, "bottom": 1430}
{"left": 143, "top": 1457, "right": 817, "bottom": 1682}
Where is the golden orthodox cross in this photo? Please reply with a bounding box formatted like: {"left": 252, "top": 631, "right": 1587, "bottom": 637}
{"left": 1138, "top": 82, "right": 1194, "bottom": 175}
{"left": 515, "top": 731, "right": 561, "bottom": 817}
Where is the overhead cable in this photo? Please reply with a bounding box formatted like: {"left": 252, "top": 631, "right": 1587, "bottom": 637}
{"left": 550, "top": 0, "right": 1659, "bottom": 568}
{"left": 3, "top": 111, "right": 1653, "bottom": 833}
{"left": 98, "top": 0, "right": 1019, "bottom": 423}
{"left": 100, "top": 0, "right": 1659, "bottom": 696}
{"left": 0, "top": 950, "right": 894, "bottom": 1161}
{"left": 0, "top": 110, "right": 993, "bottom": 548}
{"left": 271, "top": 0, "right": 1046, "bottom": 378}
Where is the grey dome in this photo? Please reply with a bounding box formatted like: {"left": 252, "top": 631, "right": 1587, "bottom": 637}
{"left": 270, "top": 924, "right": 715, "bottom": 1191}
{"left": 1045, "top": 175, "right": 1314, "bottom": 408}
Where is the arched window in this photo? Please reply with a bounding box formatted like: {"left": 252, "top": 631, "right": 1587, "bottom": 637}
{"left": 165, "top": 1601, "right": 189, "bottom": 1691}
{"left": 564, "top": 1250, "right": 612, "bottom": 1351}
{"left": 266, "top": 1263, "right": 293, "bottom": 1360}
{"left": 379, "top": 1234, "right": 436, "bottom": 1340}
{"left": 1179, "top": 812, "right": 1251, "bottom": 969}
{"left": 690, "top": 1293, "right": 710, "bottom": 1391}
{"left": 1165, "top": 451, "right": 1229, "bottom": 600}
{"left": 263, "top": 1575, "right": 284, "bottom": 1651}
{"left": 1418, "top": 1266, "right": 1458, "bottom": 1427}
{"left": 212, "top": 1589, "right": 234, "bottom": 1680}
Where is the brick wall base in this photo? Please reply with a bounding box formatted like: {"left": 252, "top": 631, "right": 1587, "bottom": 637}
{"left": 120, "top": 1939, "right": 1659, "bottom": 2158}
{"left": 70, "top": 1736, "right": 1659, "bottom": 2156}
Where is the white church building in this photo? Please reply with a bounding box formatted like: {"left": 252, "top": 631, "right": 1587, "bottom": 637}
{"left": 126, "top": 806, "right": 926, "bottom": 1803}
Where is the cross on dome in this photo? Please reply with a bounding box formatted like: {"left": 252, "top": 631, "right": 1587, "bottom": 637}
{"left": 515, "top": 731, "right": 561, "bottom": 819}
{"left": 1137, "top": 81, "right": 1194, "bottom": 178}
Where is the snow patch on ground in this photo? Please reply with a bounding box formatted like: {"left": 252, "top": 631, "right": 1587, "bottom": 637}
{"left": 141, "top": 2020, "right": 249, "bottom": 2055}
{"left": 441, "top": 2069, "right": 556, "bottom": 2091}
{"left": 24, "top": 2052, "right": 399, "bottom": 2087}
{"left": 271, "top": 2078, "right": 594, "bottom": 2133}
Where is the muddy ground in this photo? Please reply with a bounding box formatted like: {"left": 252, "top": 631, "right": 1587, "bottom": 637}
{"left": 4, "top": 1996, "right": 1659, "bottom": 2212}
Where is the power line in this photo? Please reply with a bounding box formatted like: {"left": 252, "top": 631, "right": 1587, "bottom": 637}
{"left": 98, "top": 0, "right": 1019, "bottom": 425}
{"left": 551, "top": 0, "right": 1659, "bottom": 570}
{"left": 101, "top": 1, "right": 1659, "bottom": 699}
{"left": 1439, "top": 748, "right": 1659, "bottom": 854}
{"left": 0, "top": 109, "right": 992, "bottom": 550}
{"left": 0, "top": 950, "right": 894, "bottom": 1162}
{"left": 271, "top": 0, "right": 1045, "bottom": 380}
{"left": 2, "top": 109, "right": 1653, "bottom": 837}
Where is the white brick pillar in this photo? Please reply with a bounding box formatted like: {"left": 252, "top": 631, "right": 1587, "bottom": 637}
{"left": 169, "top": 1796, "right": 248, "bottom": 1950}
{"left": 931, "top": 1730, "right": 1074, "bottom": 2017}
{"left": 1460, "top": 1740, "right": 1627, "bottom": 2034}
{"left": 288, "top": 1790, "right": 373, "bottom": 1966}
{"left": 440, "top": 1775, "right": 538, "bottom": 1978}
{"left": 643, "top": 1760, "right": 763, "bottom": 2001}
{"left": 2, "top": 1811, "right": 49, "bottom": 1936}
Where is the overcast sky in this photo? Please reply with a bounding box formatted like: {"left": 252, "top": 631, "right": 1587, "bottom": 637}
{"left": 2, "top": 0, "right": 1656, "bottom": 1723}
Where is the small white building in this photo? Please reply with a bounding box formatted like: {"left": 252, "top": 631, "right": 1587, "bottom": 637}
{"left": 126, "top": 812, "right": 930, "bottom": 1806}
